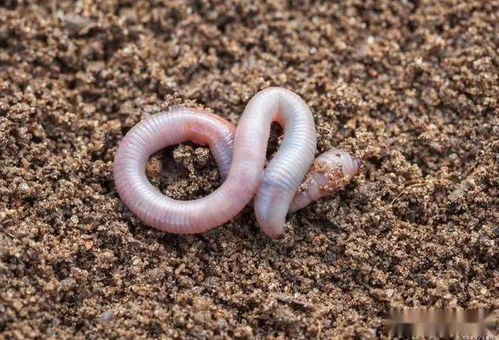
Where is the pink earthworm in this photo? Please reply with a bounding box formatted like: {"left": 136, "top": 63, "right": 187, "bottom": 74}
{"left": 114, "top": 87, "right": 360, "bottom": 238}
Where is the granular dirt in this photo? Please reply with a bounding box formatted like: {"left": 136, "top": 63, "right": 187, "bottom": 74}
{"left": 0, "top": 1, "right": 497, "bottom": 338}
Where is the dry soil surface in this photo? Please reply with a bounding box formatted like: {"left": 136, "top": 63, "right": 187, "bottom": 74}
{"left": 0, "top": 1, "right": 498, "bottom": 339}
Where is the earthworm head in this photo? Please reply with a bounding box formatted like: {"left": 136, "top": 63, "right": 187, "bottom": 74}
{"left": 316, "top": 148, "right": 361, "bottom": 179}
{"left": 288, "top": 148, "right": 361, "bottom": 213}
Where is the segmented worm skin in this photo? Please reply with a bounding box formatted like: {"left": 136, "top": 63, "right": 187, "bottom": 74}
{"left": 114, "top": 87, "right": 360, "bottom": 238}
{"left": 289, "top": 149, "right": 361, "bottom": 213}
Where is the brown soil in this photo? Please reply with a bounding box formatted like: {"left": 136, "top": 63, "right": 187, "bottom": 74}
{"left": 1, "top": 1, "right": 497, "bottom": 339}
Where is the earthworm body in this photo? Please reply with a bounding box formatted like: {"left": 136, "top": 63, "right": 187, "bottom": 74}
{"left": 114, "top": 87, "right": 360, "bottom": 238}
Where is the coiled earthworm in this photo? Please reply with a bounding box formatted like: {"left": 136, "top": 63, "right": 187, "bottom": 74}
{"left": 114, "top": 87, "right": 360, "bottom": 238}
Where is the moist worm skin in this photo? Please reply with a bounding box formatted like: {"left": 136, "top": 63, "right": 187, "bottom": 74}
{"left": 114, "top": 87, "right": 359, "bottom": 238}
{"left": 289, "top": 149, "right": 361, "bottom": 213}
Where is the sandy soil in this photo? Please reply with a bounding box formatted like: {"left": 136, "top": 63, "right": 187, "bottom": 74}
{"left": 0, "top": 1, "right": 497, "bottom": 338}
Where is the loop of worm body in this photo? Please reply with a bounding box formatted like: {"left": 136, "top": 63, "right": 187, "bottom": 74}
{"left": 114, "top": 87, "right": 360, "bottom": 238}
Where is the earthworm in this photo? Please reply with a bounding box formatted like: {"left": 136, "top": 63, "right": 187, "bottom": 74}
{"left": 114, "top": 87, "right": 360, "bottom": 238}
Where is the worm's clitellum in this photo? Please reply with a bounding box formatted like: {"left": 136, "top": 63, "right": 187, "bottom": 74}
{"left": 113, "top": 87, "right": 360, "bottom": 238}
